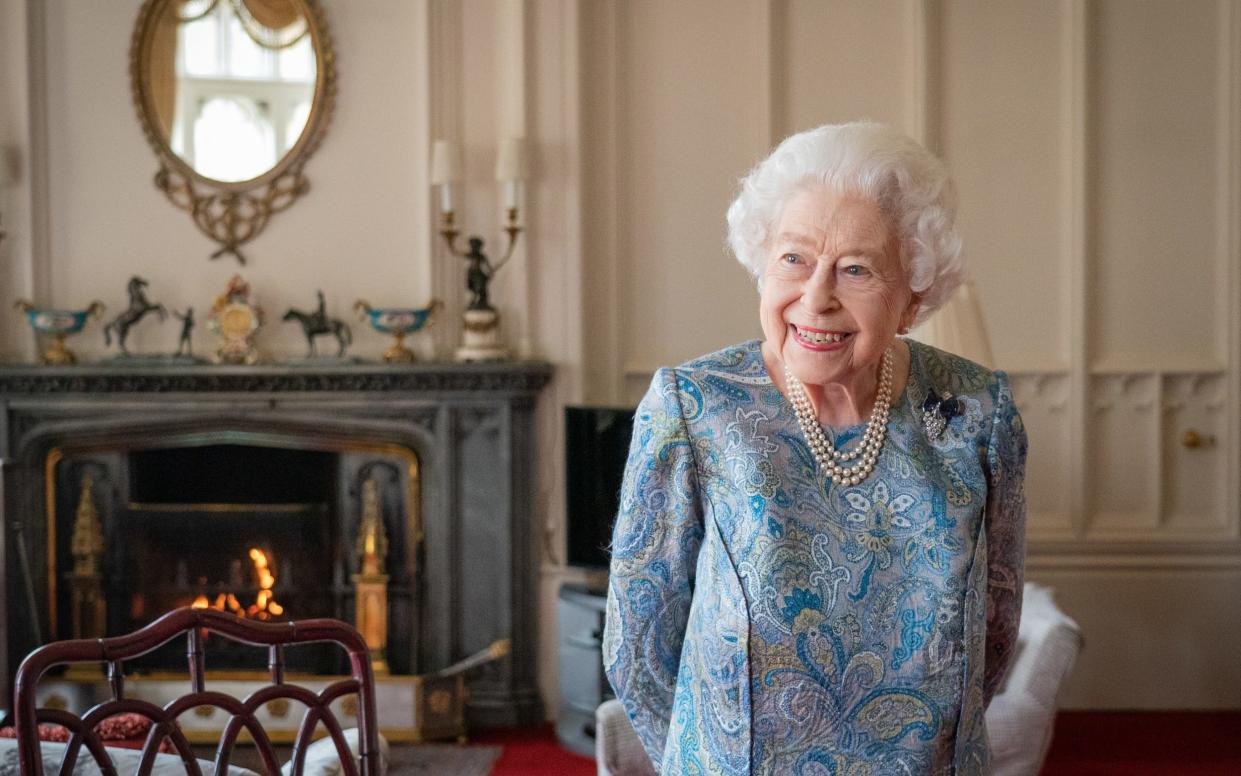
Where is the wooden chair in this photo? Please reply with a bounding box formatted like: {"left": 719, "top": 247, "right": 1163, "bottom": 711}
{"left": 12, "top": 607, "right": 380, "bottom": 775}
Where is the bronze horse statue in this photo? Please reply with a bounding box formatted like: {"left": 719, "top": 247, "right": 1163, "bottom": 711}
{"left": 283, "top": 291, "right": 352, "bottom": 357}
{"left": 103, "top": 276, "right": 167, "bottom": 355}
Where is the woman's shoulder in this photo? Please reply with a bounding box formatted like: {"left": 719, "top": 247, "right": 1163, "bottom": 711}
{"left": 907, "top": 338, "right": 1010, "bottom": 402}
{"left": 638, "top": 341, "right": 768, "bottom": 422}
{"left": 670, "top": 339, "right": 767, "bottom": 379}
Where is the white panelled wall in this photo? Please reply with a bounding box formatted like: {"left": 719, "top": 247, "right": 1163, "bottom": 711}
{"left": 1, "top": 0, "right": 1237, "bottom": 713}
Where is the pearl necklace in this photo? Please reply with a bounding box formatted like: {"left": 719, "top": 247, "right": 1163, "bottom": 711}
{"left": 784, "top": 348, "right": 894, "bottom": 486}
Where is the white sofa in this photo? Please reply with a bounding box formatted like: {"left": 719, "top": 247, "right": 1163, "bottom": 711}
{"left": 596, "top": 582, "right": 1083, "bottom": 776}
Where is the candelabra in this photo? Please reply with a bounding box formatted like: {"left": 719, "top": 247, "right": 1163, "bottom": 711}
{"left": 431, "top": 137, "right": 528, "bottom": 361}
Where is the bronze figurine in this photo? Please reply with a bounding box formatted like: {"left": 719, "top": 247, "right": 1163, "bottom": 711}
{"left": 173, "top": 307, "right": 195, "bottom": 357}
{"left": 103, "top": 276, "right": 167, "bottom": 355}
{"left": 283, "top": 290, "right": 351, "bottom": 358}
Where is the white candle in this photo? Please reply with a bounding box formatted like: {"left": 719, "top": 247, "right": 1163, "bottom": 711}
{"left": 496, "top": 138, "right": 527, "bottom": 214}
{"left": 430, "top": 140, "right": 463, "bottom": 214}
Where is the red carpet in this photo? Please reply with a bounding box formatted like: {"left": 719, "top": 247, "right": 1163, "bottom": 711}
{"left": 1042, "top": 711, "right": 1241, "bottom": 776}
{"left": 476, "top": 724, "right": 595, "bottom": 776}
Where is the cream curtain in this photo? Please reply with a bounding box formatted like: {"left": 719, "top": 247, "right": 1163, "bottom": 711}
{"left": 238, "top": 0, "right": 300, "bottom": 31}
{"left": 231, "top": 0, "right": 307, "bottom": 50}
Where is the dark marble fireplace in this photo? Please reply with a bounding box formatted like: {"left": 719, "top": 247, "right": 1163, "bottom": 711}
{"left": 0, "top": 361, "right": 551, "bottom": 728}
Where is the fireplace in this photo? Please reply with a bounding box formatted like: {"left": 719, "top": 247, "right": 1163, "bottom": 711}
{"left": 53, "top": 440, "right": 415, "bottom": 675}
{"left": 0, "top": 362, "right": 550, "bottom": 731}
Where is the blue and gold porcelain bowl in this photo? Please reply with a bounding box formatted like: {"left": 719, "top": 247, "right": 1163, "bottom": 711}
{"left": 354, "top": 299, "right": 442, "bottom": 362}
{"left": 14, "top": 299, "right": 105, "bottom": 365}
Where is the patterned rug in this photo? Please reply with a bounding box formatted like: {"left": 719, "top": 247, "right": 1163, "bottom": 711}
{"left": 386, "top": 743, "right": 502, "bottom": 775}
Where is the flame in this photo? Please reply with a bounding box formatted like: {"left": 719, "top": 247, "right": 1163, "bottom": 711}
{"left": 188, "top": 548, "right": 285, "bottom": 621}
{"left": 247, "top": 548, "right": 282, "bottom": 619}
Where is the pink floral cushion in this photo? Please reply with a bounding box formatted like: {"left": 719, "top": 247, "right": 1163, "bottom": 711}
{"left": 0, "top": 713, "right": 175, "bottom": 752}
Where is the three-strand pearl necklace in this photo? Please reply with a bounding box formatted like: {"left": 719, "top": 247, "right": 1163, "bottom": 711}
{"left": 784, "top": 347, "right": 894, "bottom": 485}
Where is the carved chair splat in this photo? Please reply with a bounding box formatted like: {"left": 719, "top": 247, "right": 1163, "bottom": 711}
{"left": 13, "top": 607, "right": 380, "bottom": 776}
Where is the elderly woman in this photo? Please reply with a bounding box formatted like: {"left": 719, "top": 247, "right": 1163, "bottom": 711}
{"left": 603, "top": 122, "right": 1027, "bottom": 775}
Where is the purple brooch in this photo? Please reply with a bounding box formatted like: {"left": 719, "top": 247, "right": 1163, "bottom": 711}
{"left": 921, "top": 388, "right": 962, "bottom": 440}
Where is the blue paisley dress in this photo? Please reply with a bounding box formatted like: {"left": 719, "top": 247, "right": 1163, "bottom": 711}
{"left": 603, "top": 339, "right": 1027, "bottom": 775}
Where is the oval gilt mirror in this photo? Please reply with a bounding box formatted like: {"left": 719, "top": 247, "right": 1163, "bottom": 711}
{"left": 130, "top": 0, "right": 336, "bottom": 264}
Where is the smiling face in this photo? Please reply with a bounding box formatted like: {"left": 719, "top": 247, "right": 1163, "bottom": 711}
{"left": 760, "top": 184, "right": 920, "bottom": 391}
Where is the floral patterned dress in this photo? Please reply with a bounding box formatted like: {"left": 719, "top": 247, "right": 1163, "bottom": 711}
{"left": 604, "top": 339, "right": 1027, "bottom": 775}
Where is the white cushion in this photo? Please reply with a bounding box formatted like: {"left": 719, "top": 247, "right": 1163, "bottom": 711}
{"left": 281, "top": 727, "right": 389, "bottom": 776}
{"left": 986, "top": 582, "right": 1084, "bottom": 776}
{"left": 595, "top": 699, "right": 656, "bottom": 776}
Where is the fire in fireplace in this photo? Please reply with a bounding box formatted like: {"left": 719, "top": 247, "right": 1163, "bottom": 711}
{"left": 49, "top": 440, "right": 417, "bottom": 674}
{"left": 188, "top": 547, "right": 285, "bottom": 619}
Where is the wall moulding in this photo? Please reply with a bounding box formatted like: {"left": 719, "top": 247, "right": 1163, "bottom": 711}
{"left": 1086, "top": 369, "right": 1233, "bottom": 535}
{"left": 1027, "top": 543, "right": 1241, "bottom": 571}
{"left": 1224, "top": 0, "right": 1241, "bottom": 547}
{"left": 1088, "top": 362, "right": 1227, "bottom": 375}
{"left": 1007, "top": 371, "right": 1070, "bottom": 412}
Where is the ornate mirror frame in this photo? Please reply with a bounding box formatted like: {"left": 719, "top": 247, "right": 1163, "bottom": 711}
{"left": 128, "top": 0, "right": 337, "bottom": 265}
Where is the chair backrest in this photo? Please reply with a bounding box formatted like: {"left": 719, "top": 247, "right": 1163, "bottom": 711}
{"left": 12, "top": 607, "right": 380, "bottom": 776}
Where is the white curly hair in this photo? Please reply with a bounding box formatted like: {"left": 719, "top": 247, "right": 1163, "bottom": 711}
{"left": 726, "top": 121, "right": 964, "bottom": 325}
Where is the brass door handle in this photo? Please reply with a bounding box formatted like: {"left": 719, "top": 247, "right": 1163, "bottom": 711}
{"left": 1181, "top": 430, "right": 1215, "bottom": 448}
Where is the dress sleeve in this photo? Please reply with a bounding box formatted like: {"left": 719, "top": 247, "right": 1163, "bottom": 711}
{"left": 602, "top": 367, "right": 704, "bottom": 770}
{"left": 982, "top": 370, "right": 1029, "bottom": 705}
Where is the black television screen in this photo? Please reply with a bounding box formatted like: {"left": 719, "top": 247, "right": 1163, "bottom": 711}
{"left": 564, "top": 405, "right": 636, "bottom": 570}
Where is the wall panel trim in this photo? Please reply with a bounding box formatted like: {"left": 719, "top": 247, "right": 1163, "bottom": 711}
{"left": 24, "top": 0, "right": 49, "bottom": 305}
{"left": 903, "top": 0, "right": 939, "bottom": 151}
{"left": 761, "top": 0, "right": 782, "bottom": 148}
{"left": 1062, "top": 0, "right": 1089, "bottom": 538}
{"left": 601, "top": 0, "right": 622, "bottom": 405}
{"left": 1225, "top": 0, "right": 1241, "bottom": 539}
{"left": 1028, "top": 549, "right": 1241, "bottom": 571}
{"left": 428, "top": 0, "right": 465, "bottom": 358}
{"left": 496, "top": 0, "right": 533, "bottom": 357}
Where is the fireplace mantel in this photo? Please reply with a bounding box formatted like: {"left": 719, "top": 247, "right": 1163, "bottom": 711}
{"left": 0, "top": 361, "right": 551, "bottom": 395}
{"left": 0, "top": 360, "right": 552, "bottom": 729}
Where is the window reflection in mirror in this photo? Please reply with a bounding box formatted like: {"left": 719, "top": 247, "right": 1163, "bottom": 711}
{"left": 156, "top": 0, "right": 316, "bottom": 183}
